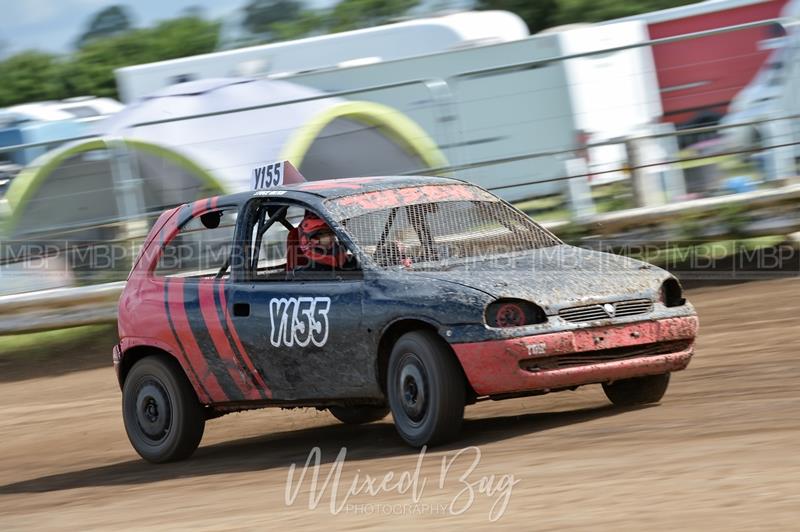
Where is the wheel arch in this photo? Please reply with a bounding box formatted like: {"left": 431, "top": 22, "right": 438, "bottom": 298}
{"left": 118, "top": 343, "right": 185, "bottom": 389}
{"left": 376, "top": 318, "right": 476, "bottom": 401}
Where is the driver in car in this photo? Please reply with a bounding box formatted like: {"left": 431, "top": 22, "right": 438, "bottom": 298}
{"left": 297, "top": 212, "right": 347, "bottom": 271}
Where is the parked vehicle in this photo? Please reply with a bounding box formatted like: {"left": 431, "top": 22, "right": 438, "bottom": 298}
{"left": 0, "top": 97, "right": 123, "bottom": 167}
{"left": 612, "top": 0, "right": 791, "bottom": 131}
{"left": 718, "top": 0, "right": 800, "bottom": 179}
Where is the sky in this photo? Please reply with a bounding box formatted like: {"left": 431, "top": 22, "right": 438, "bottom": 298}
{"left": 0, "top": 0, "right": 334, "bottom": 57}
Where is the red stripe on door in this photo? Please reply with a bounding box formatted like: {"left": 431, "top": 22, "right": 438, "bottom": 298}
{"left": 218, "top": 281, "right": 272, "bottom": 398}
{"left": 168, "top": 278, "right": 228, "bottom": 402}
{"left": 160, "top": 279, "right": 211, "bottom": 403}
{"left": 198, "top": 280, "right": 261, "bottom": 400}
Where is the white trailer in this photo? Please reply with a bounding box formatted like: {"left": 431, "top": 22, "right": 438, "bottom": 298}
{"left": 278, "top": 20, "right": 665, "bottom": 200}
{"left": 114, "top": 11, "right": 528, "bottom": 103}
{"left": 115, "top": 13, "right": 668, "bottom": 202}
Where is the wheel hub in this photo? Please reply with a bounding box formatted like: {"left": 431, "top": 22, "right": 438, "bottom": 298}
{"left": 399, "top": 362, "right": 427, "bottom": 422}
{"left": 135, "top": 380, "right": 171, "bottom": 442}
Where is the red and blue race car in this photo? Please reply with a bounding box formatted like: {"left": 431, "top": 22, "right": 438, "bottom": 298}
{"left": 114, "top": 163, "right": 698, "bottom": 462}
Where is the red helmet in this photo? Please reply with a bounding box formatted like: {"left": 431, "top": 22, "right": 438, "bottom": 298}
{"left": 298, "top": 212, "right": 345, "bottom": 268}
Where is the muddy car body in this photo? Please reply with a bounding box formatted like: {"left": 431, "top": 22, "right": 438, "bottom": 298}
{"left": 115, "top": 173, "right": 698, "bottom": 462}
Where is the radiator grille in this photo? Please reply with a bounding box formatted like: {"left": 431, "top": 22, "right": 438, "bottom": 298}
{"left": 559, "top": 299, "right": 653, "bottom": 322}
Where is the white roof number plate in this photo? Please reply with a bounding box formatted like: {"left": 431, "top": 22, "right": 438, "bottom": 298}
{"left": 251, "top": 161, "right": 284, "bottom": 190}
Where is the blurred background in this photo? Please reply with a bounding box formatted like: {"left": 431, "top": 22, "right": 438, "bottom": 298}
{"left": 1, "top": 0, "right": 800, "bottom": 331}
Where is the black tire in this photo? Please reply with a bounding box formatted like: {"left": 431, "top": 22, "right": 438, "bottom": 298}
{"left": 329, "top": 405, "right": 390, "bottom": 425}
{"left": 602, "top": 373, "right": 671, "bottom": 407}
{"left": 387, "top": 330, "right": 465, "bottom": 447}
{"left": 122, "top": 355, "right": 205, "bottom": 463}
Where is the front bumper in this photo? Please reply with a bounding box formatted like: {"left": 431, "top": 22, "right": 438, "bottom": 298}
{"left": 452, "top": 316, "right": 698, "bottom": 396}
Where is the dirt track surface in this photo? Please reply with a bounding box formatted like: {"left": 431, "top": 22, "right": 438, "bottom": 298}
{"left": 1, "top": 278, "right": 798, "bottom": 530}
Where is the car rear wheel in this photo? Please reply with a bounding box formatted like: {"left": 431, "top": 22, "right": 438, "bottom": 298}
{"left": 122, "top": 355, "right": 205, "bottom": 463}
{"left": 329, "top": 405, "right": 389, "bottom": 425}
{"left": 387, "top": 330, "right": 465, "bottom": 447}
{"left": 602, "top": 373, "right": 671, "bottom": 406}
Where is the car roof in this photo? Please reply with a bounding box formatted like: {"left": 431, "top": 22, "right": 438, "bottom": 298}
{"left": 210, "top": 175, "right": 466, "bottom": 206}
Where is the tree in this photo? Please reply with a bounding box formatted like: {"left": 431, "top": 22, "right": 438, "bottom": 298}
{"left": 553, "top": 0, "right": 703, "bottom": 26}
{"left": 328, "top": 0, "right": 421, "bottom": 33}
{"left": 147, "top": 16, "right": 222, "bottom": 60}
{"left": 270, "top": 11, "right": 326, "bottom": 41}
{"left": 0, "top": 12, "right": 220, "bottom": 105}
{"left": 477, "top": 0, "right": 702, "bottom": 34}
{"left": 0, "top": 51, "right": 67, "bottom": 107}
{"left": 77, "top": 5, "right": 134, "bottom": 47}
{"left": 476, "top": 0, "right": 559, "bottom": 34}
{"left": 66, "top": 16, "right": 221, "bottom": 99}
{"left": 242, "top": 0, "right": 304, "bottom": 34}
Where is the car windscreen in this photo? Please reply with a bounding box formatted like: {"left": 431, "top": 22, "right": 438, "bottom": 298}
{"left": 326, "top": 184, "right": 560, "bottom": 270}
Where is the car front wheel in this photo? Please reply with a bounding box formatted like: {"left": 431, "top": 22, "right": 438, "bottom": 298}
{"left": 602, "top": 373, "right": 671, "bottom": 406}
{"left": 122, "top": 355, "right": 205, "bottom": 463}
{"left": 387, "top": 330, "right": 465, "bottom": 447}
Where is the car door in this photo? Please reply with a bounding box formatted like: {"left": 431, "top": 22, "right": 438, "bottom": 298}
{"left": 151, "top": 203, "right": 267, "bottom": 404}
{"left": 226, "top": 199, "right": 374, "bottom": 401}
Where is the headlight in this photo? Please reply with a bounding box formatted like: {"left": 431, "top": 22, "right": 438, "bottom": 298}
{"left": 485, "top": 299, "right": 546, "bottom": 328}
{"left": 661, "top": 278, "right": 686, "bottom": 307}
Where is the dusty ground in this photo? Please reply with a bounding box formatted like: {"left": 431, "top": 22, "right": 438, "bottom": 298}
{"left": 0, "top": 278, "right": 798, "bottom": 531}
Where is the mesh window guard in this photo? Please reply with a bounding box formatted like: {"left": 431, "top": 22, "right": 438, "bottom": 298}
{"left": 337, "top": 193, "right": 560, "bottom": 269}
